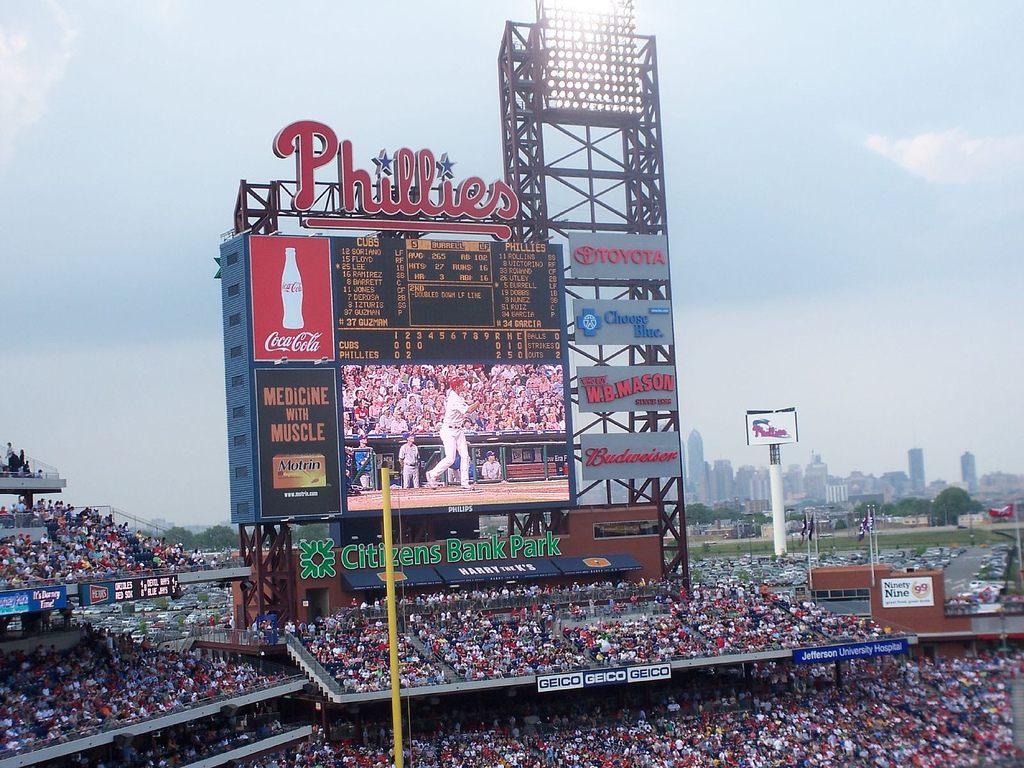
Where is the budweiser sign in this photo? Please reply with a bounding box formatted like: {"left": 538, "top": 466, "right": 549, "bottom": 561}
{"left": 273, "top": 120, "right": 520, "bottom": 239}
{"left": 584, "top": 447, "right": 679, "bottom": 466}
{"left": 580, "top": 433, "right": 682, "bottom": 481}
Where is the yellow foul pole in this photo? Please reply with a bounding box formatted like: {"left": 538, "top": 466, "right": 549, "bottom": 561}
{"left": 380, "top": 467, "right": 404, "bottom": 768}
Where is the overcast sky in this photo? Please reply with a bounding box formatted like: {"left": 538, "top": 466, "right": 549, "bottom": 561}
{"left": 3, "top": 1, "right": 1022, "bottom": 525}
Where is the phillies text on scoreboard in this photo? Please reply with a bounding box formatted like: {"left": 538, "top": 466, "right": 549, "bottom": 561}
{"left": 333, "top": 237, "right": 563, "bottom": 361}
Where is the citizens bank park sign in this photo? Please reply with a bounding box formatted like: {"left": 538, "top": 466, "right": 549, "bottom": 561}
{"left": 577, "top": 366, "right": 677, "bottom": 412}
{"left": 273, "top": 120, "right": 520, "bottom": 239}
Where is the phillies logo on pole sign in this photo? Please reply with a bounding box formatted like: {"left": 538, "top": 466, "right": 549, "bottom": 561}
{"left": 273, "top": 121, "right": 520, "bottom": 240}
{"left": 250, "top": 235, "right": 334, "bottom": 362}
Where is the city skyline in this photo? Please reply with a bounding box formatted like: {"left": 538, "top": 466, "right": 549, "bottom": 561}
{"left": 684, "top": 430, "right": 1021, "bottom": 506}
{"left": 2, "top": 1, "right": 1022, "bottom": 526}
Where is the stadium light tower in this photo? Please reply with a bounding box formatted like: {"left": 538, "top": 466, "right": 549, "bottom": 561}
{"left": 499, "top": 0, "right": 684, "bottom": 579}
{"left": 538, "top": 0, "right": 643, "bottom": 115}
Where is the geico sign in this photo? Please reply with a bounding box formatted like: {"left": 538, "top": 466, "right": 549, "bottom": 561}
{"left": 628, "top": 664, "right": 671, "bottom": 682}
{"left": 583, "top": 669, "right": 628, "bottom": 686}
{"left": 536, "top": 673, "right": 583, "bottom": 692}
{"left": 537, "top": 664, "right": 671, "bottom": 693}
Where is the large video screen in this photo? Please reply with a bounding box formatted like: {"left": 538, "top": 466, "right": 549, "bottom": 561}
{"left": 242, "top": 234, "right": 573, "bottom": 519}
{"left": 340, "top": 363, "right": 570, "bottom": 515}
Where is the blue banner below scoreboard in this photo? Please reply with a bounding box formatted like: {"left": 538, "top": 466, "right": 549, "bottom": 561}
{"left": 0, "top": 586, "right": 67, "bottom": 615}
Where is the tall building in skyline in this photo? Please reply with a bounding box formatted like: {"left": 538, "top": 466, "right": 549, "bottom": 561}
{"left": 733, "top": 465, "right": 756, "bottom": 502}
{"left": 687, "top": 430, "right": 707, "bottom": 504}
{"left": 783, "top": 464, "right": 804, "bottom": 500}
{"left": 804, "top": 453, "right": 828, "bottom": 501}
{"left": 961, "top": 451, "right": 978, "bottom": 494}
{"left": 711, "top": 459, "right": 735, "bottom": 504}
{"left": 908, "top": 448, "right": 926, "bottom": 494}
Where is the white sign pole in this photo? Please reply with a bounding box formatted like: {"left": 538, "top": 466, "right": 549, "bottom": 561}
{"left": 769, "top": 445, "right": 786, "bottom": 556}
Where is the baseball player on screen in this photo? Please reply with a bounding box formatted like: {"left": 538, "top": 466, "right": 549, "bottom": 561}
{"left": 425, "top": 375, "right": 478, "bottom": 491}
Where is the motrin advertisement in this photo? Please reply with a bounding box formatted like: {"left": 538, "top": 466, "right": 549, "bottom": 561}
{"left": 881, "top": 576, "right": 935, "bottom": 608}
{"left": 573, "top": 300, "right": 674, "bottom": 345}
{"left": 567, "top": 233, "right": 669, "bottom": 280}
{"left": 580, "top": 432, "right": 682, "bottom": 481}
{"left": 745, "top": 408, "right": 798, "bottom": 446}
{"left": 255, "top": 368, "right": 341, "bottom": 519}
{"left": 250, "top": 235, "right": 334, "bottom": 362}
{"left": 577, "top": 365, "right": 677, "bottom": 412}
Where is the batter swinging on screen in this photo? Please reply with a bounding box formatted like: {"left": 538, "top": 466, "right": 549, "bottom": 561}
{"left": 425, "top": 376, "right": 479, "bottom": 491}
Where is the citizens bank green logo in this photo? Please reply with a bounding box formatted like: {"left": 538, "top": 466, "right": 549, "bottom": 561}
{"left": 299, "top": 539, "right": 336, "bottom": 579}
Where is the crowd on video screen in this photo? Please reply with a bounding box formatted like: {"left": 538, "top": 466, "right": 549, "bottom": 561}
{"left": 341, "top": 364, "right": 566, "bottom": 437}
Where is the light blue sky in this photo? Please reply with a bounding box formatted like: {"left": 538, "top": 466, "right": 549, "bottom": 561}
{"left": 3, "top": 1, "right": 1021, "bottom": 524}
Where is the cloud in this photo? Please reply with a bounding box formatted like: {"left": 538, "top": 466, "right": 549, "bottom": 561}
{"left": 0, "top": 1, "right": 77, "bottom": 164}
{"left": 864, "top": 129, "right": 1024, "bottom": 184}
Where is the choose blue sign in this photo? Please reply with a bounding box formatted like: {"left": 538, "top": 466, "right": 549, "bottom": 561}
{"left": 792, "top": 638, "right": 909, "bottom": 665}
{"left": 0, "top": 586, "right": 67, "bottom": 615}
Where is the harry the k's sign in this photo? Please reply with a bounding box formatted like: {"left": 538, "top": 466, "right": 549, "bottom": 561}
{"left": 567, "top": 233, "right": 670, "bottom": 280}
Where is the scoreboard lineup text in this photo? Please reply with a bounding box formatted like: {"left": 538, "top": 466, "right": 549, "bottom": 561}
{"left": 333, "top": 237, "right": 563, "bottom": 361}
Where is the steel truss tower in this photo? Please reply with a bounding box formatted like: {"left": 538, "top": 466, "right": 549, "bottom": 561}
{"left": 498, "top": 1, "right": 687, "bottom": 578}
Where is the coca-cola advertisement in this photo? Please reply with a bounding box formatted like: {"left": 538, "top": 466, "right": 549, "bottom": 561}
{"left": 250, "top": 235, "right": 334, "bottom": 362}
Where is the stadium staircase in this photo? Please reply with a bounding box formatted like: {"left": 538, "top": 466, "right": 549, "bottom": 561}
{"left": 283, "top": 633, "right": 348, "bottom": 702}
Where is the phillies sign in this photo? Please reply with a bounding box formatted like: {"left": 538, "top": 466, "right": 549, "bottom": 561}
{"left": 273, "top": 121, "right": 520, "bottom": 239}
{"left": 567, "top": 233, "right": 669, "bottom": 280}
{"left": 745, "top": 408, "right": 798, "bottom": 446}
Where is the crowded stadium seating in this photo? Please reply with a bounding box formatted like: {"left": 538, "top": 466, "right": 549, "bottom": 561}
{"left": 232, "top": 653, "right": 1024, "bottom": 767}
{"left": 289, "top": 581, "right": 902, "bottom": 692}
{"left": 0, "top": 628, "right": 290, "bottom": 755}
{"left": 0, "top": 502, "right": 217, "bottom": 587}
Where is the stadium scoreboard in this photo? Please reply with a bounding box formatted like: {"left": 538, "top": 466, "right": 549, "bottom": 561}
{"left": 334, "top": 238, "right": 562, "bottom": 361}
{"left": 221, "top": 232, "right": 573, "bottom": 523}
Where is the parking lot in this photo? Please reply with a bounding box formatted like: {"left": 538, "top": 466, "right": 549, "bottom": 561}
{"left": 692, "top": 542, "right": 1012, "bottom": 602}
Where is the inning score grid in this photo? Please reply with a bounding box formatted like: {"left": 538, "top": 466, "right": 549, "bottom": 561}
{"left": 334, "top": 237, "right": 563, "bottom": 361}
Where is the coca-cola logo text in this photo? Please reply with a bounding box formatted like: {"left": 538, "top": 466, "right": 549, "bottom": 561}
{"left": 574, "top": 246, "right": 666, "bottom": 267}
{"left": 281, "top": 282, "right": 303, "bottom": 293}
{"left": 583, "top": 447, "right": 679, "bottom": 467}
{"left": 273, "top": 120, "right": 520, "bottom": 239}
{"left": 265, "top": 331, "right": 323, "bottom": 353}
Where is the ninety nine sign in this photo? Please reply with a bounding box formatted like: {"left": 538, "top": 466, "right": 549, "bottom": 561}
{"left": 537, "top": 663, "right": 671, "bottom": 692}
{"left": 792, "top": 638, "right": 909, "bottom": 665}
{"left": 580, "top": 432, "right": 682, "bottom": 481}
{"left": 881, "top": 576, "right": 935, "bottom": 608}
{"left": 272, "top": 121, "right": 520, "bottom": 239}
{"left": 567, "top": 233, "right": 669, "bottom": 280}
{"left": 577, "top": 365, "right": 677, "bottom": 412}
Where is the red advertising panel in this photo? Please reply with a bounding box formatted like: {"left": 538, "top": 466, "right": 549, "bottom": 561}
{"left": 250, "top": 235, "right": 334, "bottom": 362}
